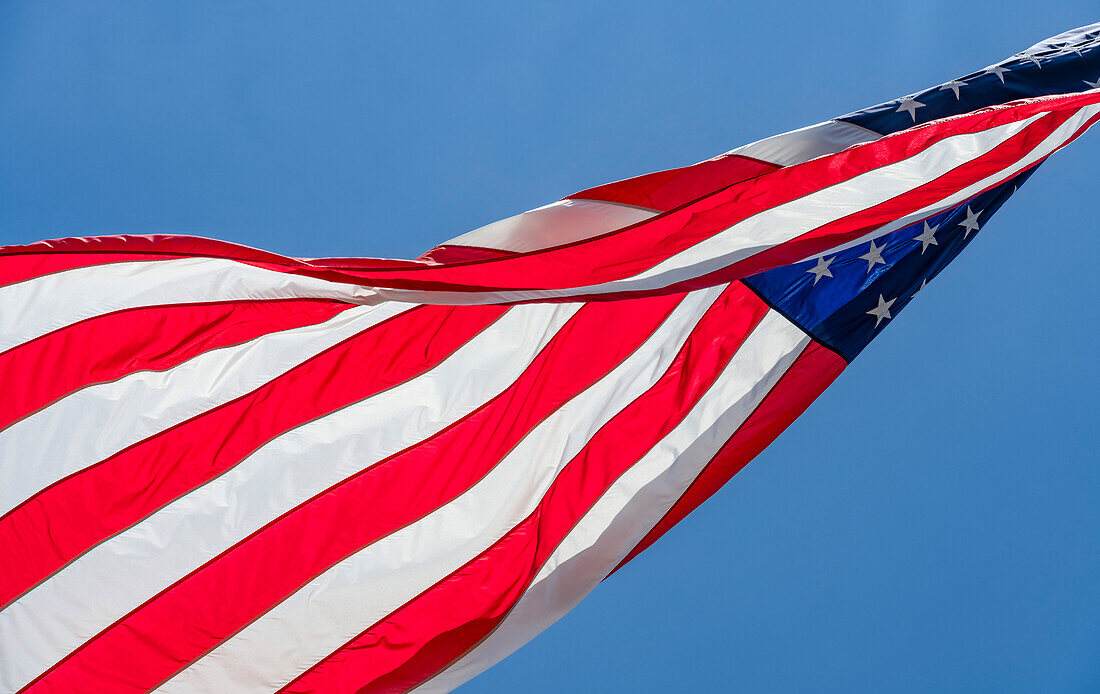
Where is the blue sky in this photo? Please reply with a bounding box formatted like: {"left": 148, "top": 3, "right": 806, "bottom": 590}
{"left": 1, "top": 3, "right": 1097, "bottom": 692}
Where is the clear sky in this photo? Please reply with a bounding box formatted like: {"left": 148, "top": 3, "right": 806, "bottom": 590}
{"left": 1, "top": 3, "right": 1097, "bottom": 692}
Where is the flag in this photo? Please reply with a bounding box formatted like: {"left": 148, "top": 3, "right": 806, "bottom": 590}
{"left": 1, "top": 23, "right": 1097, "bottom": 694}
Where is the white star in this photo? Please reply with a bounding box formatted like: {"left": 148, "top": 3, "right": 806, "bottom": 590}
{"left": 1016, "top": 52, "right": 1043, "bottom": 68}
{"left": 1084, "top": 77, "right": 1100, "bottom": 90}
{"left": 896, "top": 97, "right": 926, "bottom": 121}
{"left": 867, "top": 294, "right": 896, "bottom": 328}
{"left": 859, "top": 239, "right": 886, "bottom": 273}
{"left": 983, "top": 65, "right": 1010, "bottom": 83}
{"left": 913, "top": 221, "right": 940, "bottom": 253}
{"left": 958, "top": 206, "right": 981, "bottom": 238}
{"left": 1061, "top": 42, "right": 1084, "bottom": 57}
{"left": 939, "top": 80, "right": 967, "bottom": 99}
{"left": 805, "top": 256, "right": 835, "bottom": 285}
{"left": 912, "top": 278, "right": 928, "bottom": 299}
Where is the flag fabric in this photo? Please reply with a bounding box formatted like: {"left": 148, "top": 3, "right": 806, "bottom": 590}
{"left": 1, "top": 23, "right": 1098, "bottom": 694}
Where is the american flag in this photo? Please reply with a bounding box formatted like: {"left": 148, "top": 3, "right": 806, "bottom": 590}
{"left": 1, "top": 23, "right": 1097, "bottom": 694}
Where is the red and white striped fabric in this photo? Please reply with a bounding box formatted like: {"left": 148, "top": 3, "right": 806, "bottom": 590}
{"left": 1, "top": 70, "right": 1098, "bottom": 693}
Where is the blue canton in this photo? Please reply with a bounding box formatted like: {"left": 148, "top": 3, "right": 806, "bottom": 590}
{"left": 743, "top": 169, "right": 1035, "bottom": 362}
{"left": 839, "top": 25, "right": 1100, "bottom": 136}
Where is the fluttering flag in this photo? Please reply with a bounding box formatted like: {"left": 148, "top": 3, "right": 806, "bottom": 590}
{"left": 1, "top": 23, "right": 1098, "bottom": 694}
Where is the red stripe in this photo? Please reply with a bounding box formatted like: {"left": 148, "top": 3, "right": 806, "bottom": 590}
{"left": 0, "top": 235, "right": 290, "bottom": 288}
{"left": 416, "top": 245, "right": 520, "bottom": 264}
{"left": 306, "top": 92, "right": 1098, "bottom": 295}
{"left": 414, "top": 156, "right": 778, "bottom": 266}
{"left": 0, "top": 299, "right": 352, "bottom": 433}
{"left": 614, "top": 339, "right": 847, "bottom": 570}
{"left": 634, "top": 106, "right": 1085, "bottom": 290}
{"left": 5, "top": 94, "right": 1094, "bottom": 300}
{"left": 280, "top": 284, "right": 771, "bottom": 694}
{"left": 0, "top": 303, "right": 506, "bottom": 610}
{"left": 617, "top": 108, "right": 1100, "bottom": 300}
{"left": 569, "top": 154, "right": 779, "bottom": 211}
{"left": 512, "top": 106, "right": 1100, "bottom": 304}
{"left": 0, "top": 234, "right": 425, "bottom": 290}
{"left": 22, "top": 292, "right": 686, "bottom": 693}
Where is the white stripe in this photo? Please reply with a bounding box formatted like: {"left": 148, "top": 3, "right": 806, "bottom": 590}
{"left": 418, "top": 313, "right": 810, "bottom": 693}
{"left": 0, "top": 301, "right": 580, "bottom": 693}
{"left": 595, "top": 113, "right": 1045, "bottom": 290}
{"left": 0, "top": 256, "right": 377, "bottom": 353}
{"left": 435, "top": 120, "right": 878, "bottom": 258}
{"left": 441, "top": 198, "right": 658, "bottom": 254}
{"left": 725, "top": 119, "right": 881, "bottom": 166}
{"left": 368, "top": 108, "right": 1060, "bottom": 305}
{"left": 792, "top": 101, "right": 1100, "bottom": 260}
{"left": 0, "top": 302, "right": 412, "bottom": 518}
{"left": 153, "top": 285, "right": 726, "bottom": 694}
